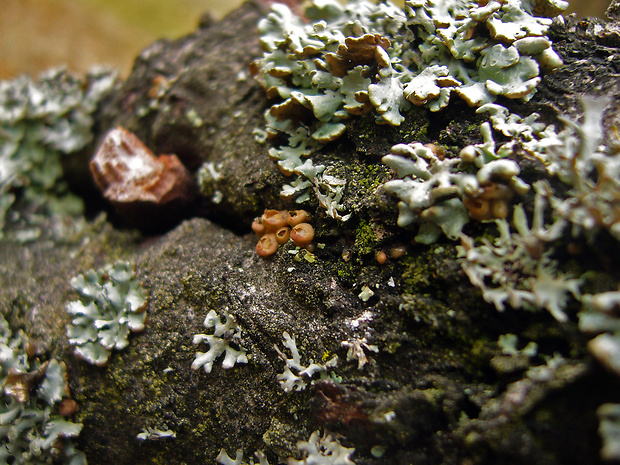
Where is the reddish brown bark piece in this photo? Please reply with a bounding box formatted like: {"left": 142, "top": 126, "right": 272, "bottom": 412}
{"left": 90, "top": 126, "right": 194, "bottom": 206}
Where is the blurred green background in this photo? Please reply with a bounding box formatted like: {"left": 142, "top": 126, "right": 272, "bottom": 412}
{"left": 0, "top": 0, "right": 612, "bottom": 80}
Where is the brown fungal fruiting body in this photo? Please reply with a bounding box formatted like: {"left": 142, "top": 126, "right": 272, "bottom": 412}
{"left": 276, "top": 227, "right": 291, "bottom": 244}
{"left": 375, "top": 250, "right": 387, "bottom": 265}
{"left": 290, "top": 223, "right": 314, "bottom": 247}
{"left": 463, "top": 182, "right": 514, "bottom": 221}
{"left": 287, "top": 209, "right": 309, "bottom": 226}
{"left": 253, "top": 209, "right": 313, "bottom": 257}
{"left": 262, "top": 209, "right": 289, "bottom": 231}
{"left": 252, "top": 218, "right": 267, "bottom": 236}
{"left": 256, "top": 233, "right": 278, "bottom": 257}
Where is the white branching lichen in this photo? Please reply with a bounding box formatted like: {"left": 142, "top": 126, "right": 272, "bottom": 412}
{"left": 497, "top": 333, "right": 538, "bottom": 357}
{"left": 288, "top": 430, "right": 356, "bottom": 465}
{"left": 275, "top": 332, "right": 338, "bottom": 392}
{"left": 217, "top": 430, "right": 355, "bottom": 465}
{"left": 66, "top": 261, "right": 148, "bottom": 366}
{"left": 341, "top": 337, "right": 379, "bottom": 369}
{"left": 191, "top": 308, "right": 248, "bottom": 374}
{"left": 217, "top": 449, "right": 270, "bottom": 465}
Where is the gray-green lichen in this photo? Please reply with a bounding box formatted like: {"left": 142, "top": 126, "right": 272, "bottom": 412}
{"left": 191, "top": 308, "right": 248, "bottom": 374}
{"left": 252, "top": 0, "right": 565, "bottom": 218}
{"left": 66, "top": 262, "right": 148, "bottom": 366}
{"left": 0, "top": 67, "right": 117, "bottom": 241}
{"left": 217, "top": 430, "right": 355, "bottom": 465}
{"left": 275, "top": 332, "right": 339, "bottom": 392}
{"left": 455, "top": 96, "right": 618, "bottom": 319}
{"left": 0, "top": 315, "right": 85, "bottom": 464}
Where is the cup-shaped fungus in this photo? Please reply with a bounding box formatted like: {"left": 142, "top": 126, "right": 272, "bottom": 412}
{"left": 287, "top": 209, "right": 309, "bottom": 226}
{"left": 291, "top": 223, "right": 314, "bottom": 247}
{"left": 256, "top": 233, "right": 278, "bottom": 257}
{"left": 252, "top": 217, "right": 266, "bottom": 236}
{"left": 276, "top": 227, "right": 291, "bottom": 244}
{"left": 262, "top": 209, "right": 289, "bottom": 232}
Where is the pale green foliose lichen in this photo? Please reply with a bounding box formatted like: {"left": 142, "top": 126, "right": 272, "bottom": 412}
{"left": 1, "top": 315, "right": 86, "bottom": 464}
{"left": 253, "top": 0, "right": 564, "bottom": 218}
{"left": 0, "top": 67, "right": 118, "bottom": 241}
{"left": 191, "top": 308, "right": 248, "bottom": 374}
{"left": 65, "top": 262, "right": 148, "bottom": 366}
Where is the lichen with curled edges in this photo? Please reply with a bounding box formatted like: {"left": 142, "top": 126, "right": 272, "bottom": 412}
{"left": 1, "top": 314, "right": 86, "bottom": 464}
{"left": 0, "top": 67, "right": 118, "bottom": 241}
{"left": 253, "top": 0, "right": 564, "bottom": 218}
{"left": 65, "top": 261, "right": 148, "bottom": 366}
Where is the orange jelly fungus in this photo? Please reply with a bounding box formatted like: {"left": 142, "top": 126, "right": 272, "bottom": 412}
{"left": 262, "top": 209, "right": 289, "bottom": 232}
{"left": 276, "top": 227, "right": 291, "bottom": 244}
{"left": 286, "top": 209, "right": 309, "bottom": 226}
{"left": 290, "top": 223, "right": 314, "bottom": 247}
{"left": 256, "top": 233, "right": 278, "bottom": 257}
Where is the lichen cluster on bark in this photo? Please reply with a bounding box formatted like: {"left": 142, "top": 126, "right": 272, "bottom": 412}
{"left": 1, "top": 2, "right": 619, "bottom": 464}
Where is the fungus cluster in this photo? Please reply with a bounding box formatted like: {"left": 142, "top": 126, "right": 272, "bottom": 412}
{"left": 253, "top": 209, "right": 315, "bottom": 257}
